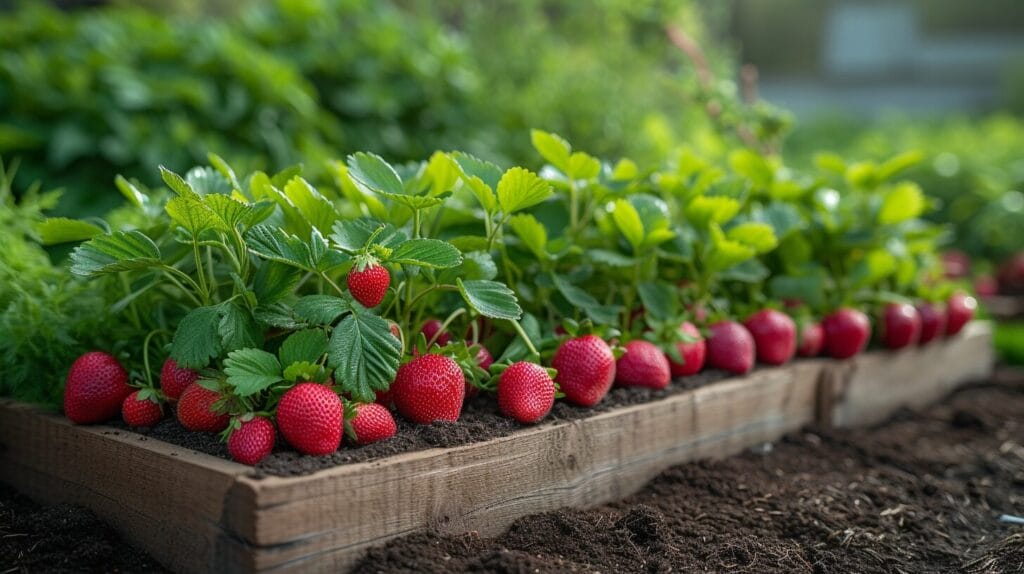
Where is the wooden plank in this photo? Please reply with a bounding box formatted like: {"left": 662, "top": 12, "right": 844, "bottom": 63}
{"left": 231, "top": 361, "right": 823, "bottom": 572}
{"left": 982, "top": 295, "right": 1024, "bottom": 320}
{"left": 0, "top": 401, "right": 252, "bottom": 574}
{"left": 825, "top": 321, "right": 994, "bottom": 428}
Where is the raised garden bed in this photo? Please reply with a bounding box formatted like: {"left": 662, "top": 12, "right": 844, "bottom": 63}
{"left": 0, "top": 322, "right": 993, "bottom": 573}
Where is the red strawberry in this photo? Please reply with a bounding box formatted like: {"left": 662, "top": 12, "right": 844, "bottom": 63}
{"left": 822, "top": 308, "right": 871, "bottom": 359}
{"left": 465, "top": 343, "right": 494, "bottom": 399}
{"left": 615, "top": 340, "right": 671, "bottom": 390}
{"left": 347, "top": 263, "right": 390, "bottom": 308}
{"left": 277, "top": 382, "right": 343, "bottom": 456}
{"left": 552, "top": 335, "right": 616, "bottom": 406}
{"left": 228, "top": 416, "right": 275, "bottom": 465}
{"left": 420, "top": 319, "right": 451, "bottom": 347}
{"left": 941, "top": 250, "right": 971, "bottom": 279}
{"left": 497, "top": 362, "right": 556, "bottom": 424}
{"left": 177, "top": 383, "right": 230, "bottom": 432}
{"left": 121, "top": 390, "right": 163, "bottom": 427}
{"left": 388, "top": 321, "right": 402, "bottom": 340}
{"left": 744, "top": 309, "right": 796, "bottom": 366}
{"left": 668, "top": 322, "right": 706, "bottom": 377}
{"left": 706, "top": 321, "right": 755, "bottom": 375}
{"left": 945, "top": 292, "right": 977, "bottom": 336}
{"left": 391, "top": 354, "right": 465, "bottom": 424}
{"left": 64, "top": 351, "right": 132, "bottom": 424}
{"left": 159, "top": 358, "right": 199, "bottom": 402}
{"left": 346, "top": 403, "right": 397, "bottom": 445}
{"left": 974, "top": 274, "right": 999, "bottom": 297}
{"left": 916, "top": 302, "right": 946, "bottom": 345}
{"left": 880, "top": 303, "right": 921, "bottom": 350}
{"left": 797, "top": 321, "right": 824, "bottom": 357}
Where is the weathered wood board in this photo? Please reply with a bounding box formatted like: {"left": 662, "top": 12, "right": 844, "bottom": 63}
{"left": 0, "top": 322, "right": 994, "bottom": 573}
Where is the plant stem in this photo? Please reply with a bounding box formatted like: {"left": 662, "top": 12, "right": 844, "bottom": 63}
{"left": 192, "top": 241, "right": 210, "bottom": 303}
{"left": 510, "top": 319, "right": 541, "bottom": 360}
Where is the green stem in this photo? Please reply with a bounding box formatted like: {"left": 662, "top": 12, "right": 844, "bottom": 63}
{"left": 431, "top": 308, "right": 466, "bottom": 347}
{"left": 192, "top": 241, "right": 209, "bottom": 303}
{"left": 160, "top": 266, "right": 205, "bottom": 307}
{"left": 141, "top": 329, "right": 170, "bottom": 388}
{"left": 510, "top": 319, "right": 540, "bottom": 359}
{"left": 569, "top": 181, "right": 579, "bottom": 236}
{"left": 320, "top": 272, "right": 346, "bottom": 296}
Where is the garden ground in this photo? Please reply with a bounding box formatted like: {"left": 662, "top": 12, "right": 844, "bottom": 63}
{"left": 3, "top": 369, "right": 1022, "bottom": 573}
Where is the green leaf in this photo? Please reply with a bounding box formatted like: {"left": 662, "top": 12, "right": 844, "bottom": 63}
{"left": 219, "top": 303, "right": 262, "bottom": 353}
{"left": 70, "top": 231, "right": 161, "bottom": 276}
{"left": 497, "top": 167, "right": 552, "bottom": 214}
{"left": 438, "top": 250, "right": 497, "bottom": 284}
{"left": 728, "top": 149, "right": 774, "bottom": 190}
{"left": 457, "top": 279, "right": 523, "bottom": 320}
{"left": 246, "top": 226, "right": 348, "bottom": 272}
{"left": 208, "top": 152, "right": 242, "bottom": 191}
{"left": 423, "top": 151, "right": 461, "bottom": 196}
{"left": 38, "top": 218, "right": 104, "bottom": 245}
{"left": 726, "top": 222, "right": 778, "bottom": 254}
{"left": 612, "top": 199, "right": 644, "bottom": 251}
{"left": 530, "top": 129, "right": 572, "bottom": 172}
{"left": 752, "top": 202, "right": 804, "bottom": 240}
{"left": 452, "top": 152, "right": 501, "bottom": 212}
{"left": 588, "top": 248, "right": 636, "bottom": 267}
{"left": 293, "top": 295, "right": 350, "bottom": 325}
{"left": 389, "top": 239, "right": 462, "bottom": 269}
{"left": 186, "top": 166, "right": 232, "bottom": 195}
{"left": 279, "top": 329, "right": 328, "bottom": 367}
{"left": 877, "top": 150, "right": 924, "bottom": 182}
{"left": 283, "top": 361, "right": 322, "bottom": 383}
{"left": 508, "top": 214, "right": 548, "bottom": 260}
{"left": 566, "top": 152, "right": 601, "bottom": 180}
{"left": 878, "top": 182, "right": 926, "bottom": 225}
{"left": 638, "top": 281, "right": 678, "bottom": 321}
{"left": 159, "top": 165, "right": 199, "bottom": 199}
{"left": 551, "top": 274, "right": 621, "bottom": 324}
{"left": 283, "top": 176, "right": 337, "bottom": 233}
{"left": 204, "top": 194, "right": 257, "bottom": 231}
{"left": 768, "top": 272, "right": 827, "bottom": 308}
{"left": 328, "top": 308, "right": 402, "bottom": 402}
{"left": 115, "top": 175, "right": 148, "bottom": 208}
{"left": 330, "top": 219, "right": 405, "bottom": 252}
{"left": 705, "top": 225, "right": 756, "bottom": 271}
{"left": 346, "top": 152, "right": 404, "bottom": 196}
{"left": 166, "top": 196, "right": 216, "bottom": 235}
{"left": 224, "top": 349, "right": 282, "bottom": 397}
{"left": 170, "top": 306, "right": 222, "bottom": 369}
{"left": 719, "top": 259, "right": 770, "bottom": 283}
{"left": 254, "top": 303, "right": 307, "bottom": 330}
{"left": 253, "top": 262, "right": 302, "bottom": 305}
{"left": 850, "top": 249, "right": 897, "bottom": 288}
{"left": 684, "top": 195, "right": 741, "bottom": 228}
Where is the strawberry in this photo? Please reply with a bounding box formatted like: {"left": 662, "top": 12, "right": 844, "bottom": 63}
{"left": 388, "top": 321, "right": 402, "bottom": 340}
{"left": 880, "top": 303, "right": 921, "bottom": 350}
{"left": 391, "top": 353, "right": 465, "bottom": 424}
{"left": 176, "top": 383, "right": 230, "bottom": 432}
{"left": 465, "top": 343, "right": 494, "bottom": 398}
{"left": 941, "top": 250, "right": 971, "bottom": 279}
{"left": 615, "top": 340, "right": 671, "bottom": 390}
{"left": 64, "top": 351, "right": 132, "bottom": 424}
{"left": 797, "top": 321, "right": 824, "bottom": 357}
{"left": 121, "top": 390, "right": 163, "bottom": 427}
{"left": 706, "top": 321, "right": 755, "bottom": 375}
{"left": 420, "top": 319, "right": 451, "bottom": 347}
{"left": 667, "top": 322, "right": 705, "bottom": 377}
{"left": 916, "top": 302, "right": 946, "bottom": 345}
{"left": 497, "top": 362, "right": 556, "bottom": 424}
{"left": 822, "top": 308, "right": 871, "bottom": 359}
{"left": 227, "top": 416, "right": 275, "bottom": 465}
{"left": 744, "top": 309, "right": 796, "bottom": 366}
{"left": 277, "top": 382, "right": 343, "bottom": 456}
{"left": 552, "top": 334, "right": 616, "bottom": 405}
{"left": 945, "top": 292, "right": 977, "bottom": 336}
{"left": 159, "top": 358, "right": 199, "bottom": 402}
{"left": 347, "top": 262, "right": 390, "bottom": 308}
{"left": 346, "top": 403, "right": 397, "bottom": 445}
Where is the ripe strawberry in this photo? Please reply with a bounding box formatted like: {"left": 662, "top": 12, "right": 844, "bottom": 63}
{"left": 744, "top": 309, "right": 796, "bottom": 366}
{"left": 916, "top": 302, "right": 946, "bottom": 345}
{"left": 391, "top": 354, "right": 465, "bottom": 424}
{"left": 945, "top": 292, "right": 977, "bottom": 336}
{"left": 706, "top": 321, "right": 755, "bottom": 375}
{"left": 227, "top": 416, "right": 275, "bottom": 465}
{"left": 176, "top": 383, "right": 230, "bottom": 432}
{"left": 880, "top": 303, "right": 921, "bottom": 350}
{"left": 159, "top": 358, "right": 199, "bottom": 402}
{"left": 797, "top": 321, "right": 825, "bottom": 357}
{"left": 277, "top": 382, "right": 343, "bottom": 456}
{"left": 552, "top": 335, "right": 616, "bottom": 406}
{"left": 346, "top": 403, "right": 397, "bottom": 445}
{"left": 465, "top": 343, "right": 494, "bottom": 399}
{"left": 347, "top": 262, "right": 390, "bottom": 308}
{"left": 497, "top": 362, "right": 556, "bottom": 424}
{"left": 822, "top": 308, "right": 871, "bottom": 359}
{"left": 64, "top": 351, "right": 132, "bottom": 424}
{"left": 615, "top": 340, "right": 671, "bottom": 390}
{"left": 121, "top": 391, "right": 163, "bottom": 427}
{"left": 420, "top": 319, "right": 451, "bottom": 347}
{"left": 668, "top": 322, "right": 705, "bottom": 377}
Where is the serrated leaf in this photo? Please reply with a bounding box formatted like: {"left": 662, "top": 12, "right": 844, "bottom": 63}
{"left": 638, "top": 282, "right": 678, "bottom": 321}
{"left": 346, "top": 152, "right": 404, "bottom": 196}
{"left": 115, "top": 175, "right": 148, "bottom": 208}
{"left": 508, "top": 214, "right": 548, "bottom": 260}
{"left": 284, "top": 176, "right": 337, "bottom": 233}
{"left": 70, "top": 231, "right": 161, "bottom": 276}
{"left": 612, "top": 199, "right": 644, "bottom": 251}
{"left": 452, "top": 152, "right": 500, "bottom": 212}
{"left": 224, "top": 348, "right": 282, "bottom": 397}
{"left": 283, "top": 361, "right": 321, "bottom": 382}
{"left": 293, "top": 295, "right": 350, "bottom": 325}
{"left": 497, "top": 167, "right": 552, "bottom": 214}
{"left": 851, "top": 249, "right": 897, "bottom": 288}
{"left": 253, "top": 262, "right": 302, "bottom": 305}
{"left": 588, "top": 248, "right": 636, "bottom": 267}
{"left": 208, "top": 152, "right": 242, "bottom": 191}
{"left": 186, "top": 166, "right": 232, "bottom": 195}
{"left": 551, "top": 274, "right": 621, "bottom": 324}
{"left": 166, "top": 196, "right": 216, "bottom": 235}
{"left": 752, "top": 201, "right": 804, "bottom": 240}
{"left": 328, "top": 308, "right": 402, "bottom": 402}
{"left": 246, "top": 226, "right": 349, "bottom": 273}
{"left": 170, "top": 306, "right": 222, "bottom": 369}
{"left": 878, "top": 182, "right": 925, "bottom": 225}
{"left": 705, "top": 225, "right": 756, "bottom": 271}
{"left": 423, "top": 151, "right": 461, "bottom": 196}
{"left": 279, "top": 329, "right": 328, "bottom": 367}
{"left": 38, "top": 217, "right": 104, "bottom": 245}
{"left": 389, "top": 239, "right": 462, "bottom": 268}
{"left": 566, "top": 152, "right": 601, "bottom": 180}
{"left": 438, "top": 251, "right": 497, "bottom": 284}
{"left": 457, "top": 279, "right": 522, "bottom": 320}
{"left": 330, "top": 219, "right": 406, "bottom": 252}
{"left": 726, "top": 222, "right": 778, "bottom": 253}
{"left": 204, "top": 193, "right": 254, "bottom": 231}
{"left": 531, "top": 130, "right": 572, "bottom": 172}
{"left": 729, "top": 149, "right": 774, "bottom": 190}
{"left": 684, "top": 195, "right": 741, "bottom": 228}
{"left": 159, "top": 165, "right": 198, "bottom": 199}
{"left": 219, "top": 303, "right": 262, "bottom": 353}
{"left": 253, "top": 303, "right": 307, "bottom": 330}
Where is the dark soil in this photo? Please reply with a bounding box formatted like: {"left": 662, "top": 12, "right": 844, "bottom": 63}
{"left": 356, "top": 370, "right": 1024, "bottom": 573}
{"left": 0, "top": 485, "right": 169, "bottom": 574}
{"left": 117, "top": 369, "right": 735, "bottom": 478}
